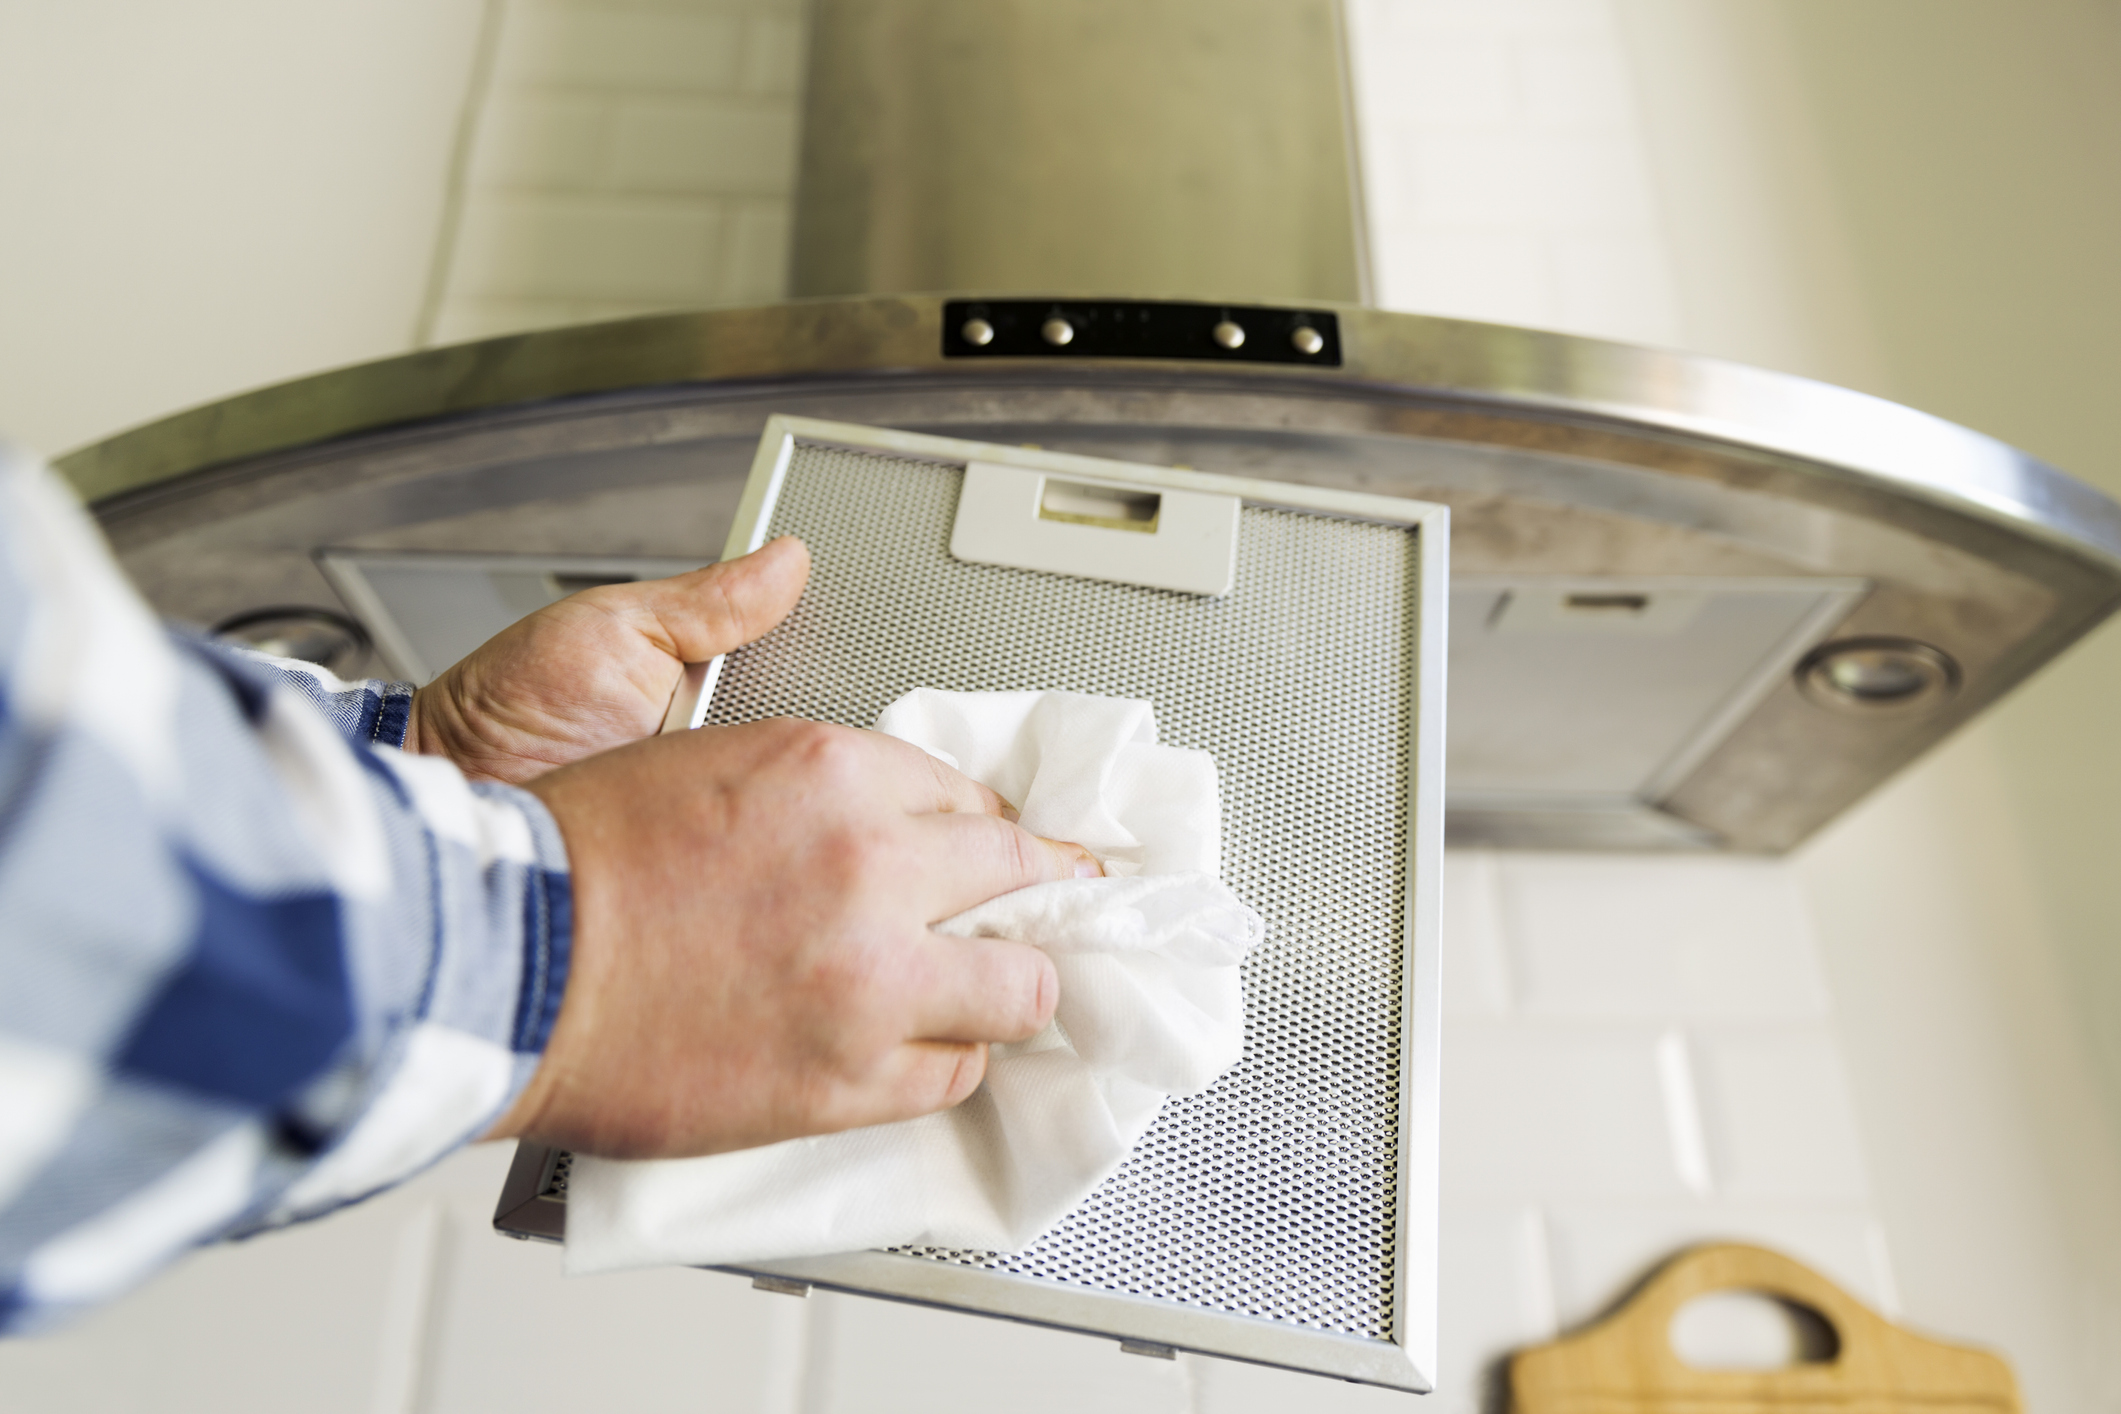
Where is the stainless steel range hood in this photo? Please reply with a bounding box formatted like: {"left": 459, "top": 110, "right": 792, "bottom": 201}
{"left": 54, "top": 0, "right": 2121, "bottom": 852}
{"left": 63, "top": 295, "right": 2121, "bottom": 852}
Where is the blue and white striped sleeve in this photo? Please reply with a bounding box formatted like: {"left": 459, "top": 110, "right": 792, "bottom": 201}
{"left": 259, "top": 654, "right": 417, "bottom": 753}
{"left": 0, "top": 445, "right": 572, "bottom": 1335}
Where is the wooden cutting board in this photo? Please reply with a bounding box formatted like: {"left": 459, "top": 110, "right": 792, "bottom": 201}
{"left": 1510, "top": 1243, "right": 2020, "bottom": 1414}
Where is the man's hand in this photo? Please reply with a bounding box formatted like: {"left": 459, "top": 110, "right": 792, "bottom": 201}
{"left": 489, "top": 718, "right": 1102, "bottom": 1159}
{"left": 406, "top": 538, "right": 810, "bottom": 784}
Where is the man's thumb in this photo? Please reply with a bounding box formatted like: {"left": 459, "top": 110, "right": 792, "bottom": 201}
{"left": 636, "top": 536, "right": 811, "bottom": 662}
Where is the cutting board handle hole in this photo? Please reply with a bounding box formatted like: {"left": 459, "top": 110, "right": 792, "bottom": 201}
{"left": 1668, "top": 1290, "right": 1841, "bottom": 1370}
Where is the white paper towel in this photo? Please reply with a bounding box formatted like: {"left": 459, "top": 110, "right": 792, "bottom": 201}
{"left": 563, "top": 688, "right": 1265, "bottom": 1275}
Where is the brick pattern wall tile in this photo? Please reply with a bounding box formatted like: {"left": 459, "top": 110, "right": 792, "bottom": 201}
{"left": 0, "top": 1190, "right": 443, "bottom": 1414}
{"left": 471, "top": 93, "right": 611, "bottom": 188}
{"left": 1446, "top": 1026, "right": 1696, "bottom": 1199}
{"left": 737, "top": 10, "right": 806, "bottom": 94}
{"left": 1517, "top": 38, "right": 1639, "bottom": 128}
{"left": 418, "top": 1199, "right": 804, "bottom": 1414}
{"left": 810, "top": 1291, "right": 1190, "bottom": 1414}
{"left": 1691, "top": 1030, "right": 1872, "bottom": 1201}
{"left": 1427, "top": 851, "right": 1891, "bottom": 1409}
{"left": 1436, "top": 1206, "right": 1562, "bottom": 1398}
{"left": 1188, "top": 1353, "right": 1430, "bottom": 1413}
{"left": 1496, "top": 854, "right": 1832, "bottom": 1020}
{"left": 1345, "top": 0, "right": 1684, "bottom": 345}
{"left": 428, "top": 0, "right": 804, "bottom": 346}
{"left": 1550, "top": 232, "right": 1685, "bottom": 342}
{"left": 1442, "top": 850, "right": 1513, "bottom": 1017}
{"left": 452, "top": 195, "right": 726, "bottom": 302}
{"left": 607, "top": 99, "right": 799, "bottom": 193}
{"left": 1382, "top": 230, "right": 1554, "bottom": 326}
{"left": 1543, "top": 1206, "right": 1896, "bottom": 1327}
{"left": 497, "top": 4, "right": 746, "bottom": 93}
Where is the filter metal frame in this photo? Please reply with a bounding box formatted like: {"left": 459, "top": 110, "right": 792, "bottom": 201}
{"left": 496, "top": 415, "right": 1448, "bottom": 1392}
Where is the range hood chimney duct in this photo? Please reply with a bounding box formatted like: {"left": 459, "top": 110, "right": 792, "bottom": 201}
{"left": 789, "top": 0, "right": 1366, "bottom": 303}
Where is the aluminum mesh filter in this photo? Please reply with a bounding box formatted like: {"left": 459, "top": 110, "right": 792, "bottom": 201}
{"left": 705, "top": 443, "right": 1417, "bottom": 1339}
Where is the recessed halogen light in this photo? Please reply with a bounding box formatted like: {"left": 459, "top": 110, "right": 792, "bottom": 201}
{"left": 1797, "top": 637, "right": 1960, "bottom": 711}
{"left": 213, "top": 606, "right": 371, "bottom": 676}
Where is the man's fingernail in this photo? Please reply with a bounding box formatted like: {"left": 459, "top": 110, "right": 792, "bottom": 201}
{"left": 1001, "top": 802, "right": 1021, "bottom": 823}
{"left": 1074, "top": 853, "right": 1105, "bottom": 878}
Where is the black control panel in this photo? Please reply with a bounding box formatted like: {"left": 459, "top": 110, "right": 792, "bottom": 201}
{"left": 942, "top": 299, "right": 1343, "bottom": 367}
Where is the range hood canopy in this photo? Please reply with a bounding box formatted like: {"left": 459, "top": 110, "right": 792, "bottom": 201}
{"left": 72, "top": 1, "right": 2116, "bottom": 850}
{"left": 66, "top": 295, "right": 2121, "bottom": 852}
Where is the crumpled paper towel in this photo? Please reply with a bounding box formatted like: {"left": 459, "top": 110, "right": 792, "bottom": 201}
{"left": 562, "top": 688, "right": 1264, "bottom": 1274}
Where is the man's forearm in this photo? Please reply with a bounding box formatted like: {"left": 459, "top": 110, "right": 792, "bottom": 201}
{"left": 0, "top": 447, "right": 572, "bottom": 1335}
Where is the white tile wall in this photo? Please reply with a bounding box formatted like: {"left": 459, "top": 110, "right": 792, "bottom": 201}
{"left": 1446, "top": 1024, "right": 1694, "bottom": 1201}
{"left": 1, "top": 1144, "right": 814, "bottom": 1414}
{"left": 1541, "top": 1204, "right": 1893, "bottom": 1326}
{"left": 1345, "top": 0, "right": 1685, "bottom": 346}
{"left": 0, "top": 1, "right": 489, "bottom": 458}
{"left": 498, "top": 5, "right": 748, "bottom": 91}
{"left": 1689, "top": 1030, "right": 1869, "bottom": 1202}
{"left": 1427, "top": 840, "right": 1879, "bottom": 1378}
{"left": 418, "top": 1206, "right": 803, "bottom": 1413}
{"left": 810, "top": 1291, "right": 1190, "bottom": 1414}
{"left": 1416, "top": 851, "right": 1891, "bottom": 1409}
{"left": 427, "top": 0, "right": 806, "bottom": 346}
{"left": 0, "top": 1191, "right": 438, "bottom": 1414}
{"left": 1440, "top": 851, "right": 1512, "bottom": 1017}
{"left": 1495, "top": 854, "right": 1830, "bottom": 1020}
{"left": 1339, "top": 12, "right": 1910, "bottom": 1401}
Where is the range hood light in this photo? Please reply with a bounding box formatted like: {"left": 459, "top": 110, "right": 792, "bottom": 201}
{"left": 1798, "top": 638, "right": 1961, "bottom": 712}
{"left": 210, "top": 606, "right": 370, "bottom": 677}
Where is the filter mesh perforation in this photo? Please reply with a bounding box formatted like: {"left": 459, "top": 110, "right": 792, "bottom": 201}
{"left": 705, "top": 443, "right": 1416, "bottom": 1339}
